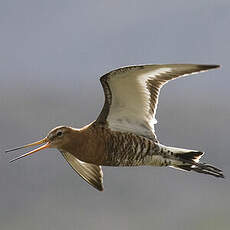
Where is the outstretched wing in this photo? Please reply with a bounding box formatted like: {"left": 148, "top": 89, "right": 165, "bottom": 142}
{"left": 96, "top": 64, "right": 219, "bottom": 140}
{"left": 60, "top": 150, "right": 104, "bottom": 191}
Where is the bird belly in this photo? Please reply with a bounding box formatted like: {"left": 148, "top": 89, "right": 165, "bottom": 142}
{"left": 102, "top": 131, "right": 160, "bottom": 166}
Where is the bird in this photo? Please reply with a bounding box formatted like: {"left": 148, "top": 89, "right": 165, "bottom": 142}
{"left": 6, "top": 64, "right": 224, "bottom": 191}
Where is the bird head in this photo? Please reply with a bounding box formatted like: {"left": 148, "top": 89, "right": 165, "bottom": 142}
{"left": 6, "top": 126, "right": 72, "bottom": 162}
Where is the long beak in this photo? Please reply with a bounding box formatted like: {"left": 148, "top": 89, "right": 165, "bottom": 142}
{"left": 6, "top": 138, "right": 50, "bottom": 163}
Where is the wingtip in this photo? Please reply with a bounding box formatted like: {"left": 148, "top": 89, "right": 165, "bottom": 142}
{"left": 210, "top": 64, "right": 221, "bottom": 69}
{"left": 95, "top": 184, "right": 104, "bottom": 191}
{"left": 203, "top": 64, "right": 221, "bottom": 69}
{"left": 99, "top": 187, "right": 104, "bottom": 192}
{"left": 193, "top": 64, "right": 221, "bottom": 73}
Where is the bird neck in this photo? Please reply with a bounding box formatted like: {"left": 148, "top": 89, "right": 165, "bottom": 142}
{"left": 59, "top": 123, "right": 107, "bottom": 164}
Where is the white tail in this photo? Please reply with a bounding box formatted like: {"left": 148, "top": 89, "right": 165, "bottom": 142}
{"left": 161, "top": 145, "right": 224, "bottom": 178}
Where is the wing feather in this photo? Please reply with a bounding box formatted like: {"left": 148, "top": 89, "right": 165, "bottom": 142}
{"left": 96, "top": 64, "right": 219, "bottom": 140}
{"left": 60, "top": 150, "right": 104, "bottom": 191}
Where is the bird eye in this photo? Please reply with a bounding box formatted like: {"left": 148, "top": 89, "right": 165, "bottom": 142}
{"left": 56, "top": 131, "right": 63, "bottom": 137}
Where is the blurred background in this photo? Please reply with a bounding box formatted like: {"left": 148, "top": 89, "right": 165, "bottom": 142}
{"left": 0, "top": 0, "right": 230, "bottom": 229}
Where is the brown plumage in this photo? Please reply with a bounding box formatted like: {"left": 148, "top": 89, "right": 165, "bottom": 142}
{"left": 6, "top": 64, "right": 224, "bottom": 191}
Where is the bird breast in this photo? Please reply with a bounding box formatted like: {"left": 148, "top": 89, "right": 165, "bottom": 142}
{"left": 62, "top": 123, "right": 159, "bottom": 166}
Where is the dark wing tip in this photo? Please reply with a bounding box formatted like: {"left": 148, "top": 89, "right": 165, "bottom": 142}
{"left": 199, "top": 64, "right": 221, "bottom": 70}
{"left": 89, "top": 179, "right": 104, "bottom": 191}
{"left": 96, "top": 183, "right": 104, "bottom": 191}
{"left": 90, "top": 175, "right": 104, "bottom": 191}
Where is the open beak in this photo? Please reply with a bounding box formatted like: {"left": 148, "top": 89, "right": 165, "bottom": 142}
{"left": 5, "top": 138, "right": 50, "bottom": 163}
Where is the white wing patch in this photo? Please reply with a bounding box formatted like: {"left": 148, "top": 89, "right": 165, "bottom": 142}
{"left": 107, "top": 67, "right": 171, "bottom": 136}
{"left": 97, "top": 64, "right": 219, "bottom": 140}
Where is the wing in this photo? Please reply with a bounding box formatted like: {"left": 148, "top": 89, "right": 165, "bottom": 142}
{"left": 96, "top": 64, "right": 219, "bottom": 140}
{"left": 60, "top": 150, "right": 104, "bottom": 191}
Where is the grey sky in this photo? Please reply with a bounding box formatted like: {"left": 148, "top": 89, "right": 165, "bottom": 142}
{"left": 0, "top": 1, "right": 230, "bottom": 230}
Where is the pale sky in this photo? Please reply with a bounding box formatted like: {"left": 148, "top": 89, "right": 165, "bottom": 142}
{"left": 0, "top": 1, "right": 230, "bottom": 230}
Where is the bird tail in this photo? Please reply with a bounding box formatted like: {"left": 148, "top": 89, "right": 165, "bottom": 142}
{"left": 165, "top": 146, "right": 224, "bottom": 178}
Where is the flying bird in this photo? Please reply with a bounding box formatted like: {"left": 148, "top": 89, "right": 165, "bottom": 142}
{"left": 6, "top": 64, "right": 224, "bottom": 191}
